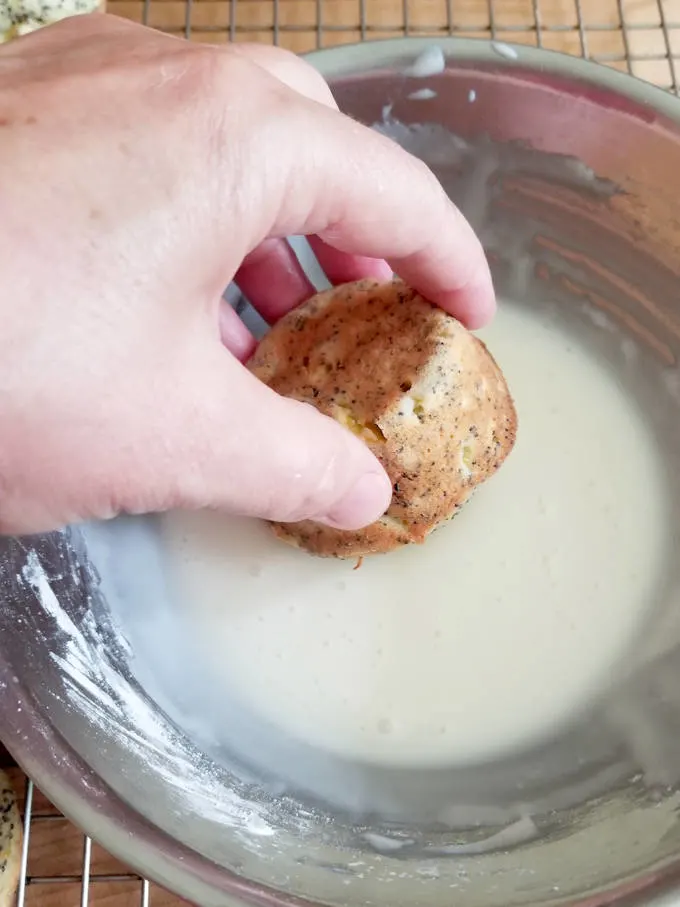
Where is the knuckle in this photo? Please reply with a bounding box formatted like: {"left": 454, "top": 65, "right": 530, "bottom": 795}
{"left": 148, "top": 42, "right": 256, "bottom": 123}
{"left": 227, "top": 42, "right": 336, "bottom": 108}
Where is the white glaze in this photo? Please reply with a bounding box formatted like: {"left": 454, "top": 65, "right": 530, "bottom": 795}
{"left": 163, "top": 302, "right": 666, "bottom": 768}
{"left": 492, "top": 41, "right": 519, "bottom": 61}
{"left": 404, "top": 45, "right": 445, "bottom": 79}
{"left": 408, "top": 88, "right": 438, "bottom": 101}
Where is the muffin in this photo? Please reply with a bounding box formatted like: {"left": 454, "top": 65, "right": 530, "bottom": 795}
{"left": 0, "top": 770, "right": 22, "bottom": 907}
{"left": 0, "top": 0, "right": 105, "bottom": 43}
{"left": 248, "top": 279, "right": 517, "bottom": 558}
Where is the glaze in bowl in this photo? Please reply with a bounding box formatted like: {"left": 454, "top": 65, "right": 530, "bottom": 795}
{"left": 3, "top": 37, "right": 680, "bottom": 907}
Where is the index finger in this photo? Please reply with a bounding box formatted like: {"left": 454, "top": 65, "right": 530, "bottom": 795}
{"left": 269, "top": 98, "right": 496, "bottom": 329}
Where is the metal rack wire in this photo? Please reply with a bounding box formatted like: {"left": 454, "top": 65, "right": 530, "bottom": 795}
{"left": 7, "top": 0, "right": 680, "bottom": 904}
{"left": 10, "top": 773, "right": 179, "bottom": 907}
{"left": 106, "top": 0, "right": 680, "bottom": 93}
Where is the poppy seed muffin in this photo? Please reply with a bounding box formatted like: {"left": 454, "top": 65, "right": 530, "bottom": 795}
{"left": 0, "top": 770, "right": 22, "bottom": 907}
{"left": 248, "top": 279, "right": 517, "bottom": 558}
{"left": 0, "top": 0, "right": 105, "bottom": 42}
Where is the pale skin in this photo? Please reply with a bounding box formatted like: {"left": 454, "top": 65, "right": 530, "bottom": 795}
{"left": 0, "top": 14, "right": 495, "bottom": 536}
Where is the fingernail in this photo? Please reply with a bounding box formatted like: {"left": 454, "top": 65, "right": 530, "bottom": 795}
{"left": 318, "top": 472, "right": 392, "bottom": 531}
{"left": 464, "top": 270, "right": 497, "bottom": 330}
{"left": 372, "top": 260, "right": 395, "bottom": 282}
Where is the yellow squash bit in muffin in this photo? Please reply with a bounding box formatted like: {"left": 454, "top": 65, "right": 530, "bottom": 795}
{"left": 248, "top": 279, "right": 517, "bottom": 559}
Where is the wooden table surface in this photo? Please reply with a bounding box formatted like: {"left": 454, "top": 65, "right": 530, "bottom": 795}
{"left": 105, "top": 0, "right": 680, "bottom": 91}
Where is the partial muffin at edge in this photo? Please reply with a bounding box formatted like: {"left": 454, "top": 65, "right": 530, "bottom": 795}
{"left": 0, "top": 769, "right": 22, "bottom": 907}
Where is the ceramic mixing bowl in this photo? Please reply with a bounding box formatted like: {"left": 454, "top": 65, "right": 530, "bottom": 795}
{"left": 3, "top": 37, "right": 680, "bottom": 907}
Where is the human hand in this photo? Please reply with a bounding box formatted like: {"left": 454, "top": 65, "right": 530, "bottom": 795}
{"left": 0, "top": 14, "right": 495, "bottom": 535}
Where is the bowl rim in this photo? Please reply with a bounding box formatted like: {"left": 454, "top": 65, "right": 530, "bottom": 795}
{"left": 304, "top": 34, "right": 680, "bottom": 125}
{"left": 4, "top": 34, "right": 680, "bottom": 907}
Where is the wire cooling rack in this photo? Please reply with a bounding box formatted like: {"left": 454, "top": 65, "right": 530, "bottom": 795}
{"left": 3, "top": 768, "right": 185, "bottom": 906}
{"left": 5, "top": 1, "right": 680, "bottom": 905}
{"left": 106, "top": 0, "right": 680, "bottom": 93}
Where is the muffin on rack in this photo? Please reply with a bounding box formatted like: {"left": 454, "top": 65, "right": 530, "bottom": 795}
{"left": 0, "top": 770, "right": 22, "bottom": 907}
{"left": 0, "top": 0, "right": 105, "bottom": 43}
{"left": 248, "top": 278, "right": 517, "bottom": 559}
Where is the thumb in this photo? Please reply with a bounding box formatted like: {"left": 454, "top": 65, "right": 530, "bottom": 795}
{"left": 172, "top": 354, "right": 392, "bottom": 530}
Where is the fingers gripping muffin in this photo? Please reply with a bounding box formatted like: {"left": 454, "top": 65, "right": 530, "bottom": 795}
{"left": 248, "top": 279, "right": 517, "bottom": 558}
